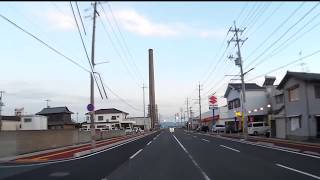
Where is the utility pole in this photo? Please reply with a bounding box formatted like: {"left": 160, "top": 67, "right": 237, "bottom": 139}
{"left": 228, "top": 21, "right": 248, "bottom": 136}
{"left": 142, "top": 83, "right": 147, "bottom": 117}
{"left": 198, "top": 82, "right": 202, "bottom": 127}
{"left": 186, "top": 97, "right": 190, "bottom": 130}
{"left": 90, "top": 1, "right": 97, "bottom": 149}
{"left": 45, "top": 99, "right": 50, "bottom": 108}
{"left": 0, "top": 91, "right": 5, "bottom": 131}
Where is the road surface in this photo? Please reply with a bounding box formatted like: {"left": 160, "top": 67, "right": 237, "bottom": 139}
{"left": 0, "top": 129, "right": 319, "bottom": 180}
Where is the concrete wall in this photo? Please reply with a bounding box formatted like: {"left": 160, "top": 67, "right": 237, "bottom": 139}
{"left": 1, "top": 121, "right": 20, "bottom": 131}
{"left": 0, "top": 129, "right": 125, "bottom": 158}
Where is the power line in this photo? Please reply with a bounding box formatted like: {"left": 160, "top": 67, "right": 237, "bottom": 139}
{"left": 244, "top": 2, "right": 305, "bottom": 63}
{"left": 75, "top": 1, "right": 87, "bottom": 35}
{"left": 244, "top": 3, "right": 271, "bottom": 34}
{"left": 69, "top": 2, "right": 103, "bottom": 99}
{"left": 97, "top": 15, "right": 142, "bottom": 87}
{"left": 247, "top": 2, "right": 320, "bottom": 70}
{"left": 0, "top": 13, "right": 90, "bottom": 73}
{"left": 105, "top": 2, "right": 144, "bottom": 82}
{"left": 246, "top": 2, "right": 284, "bottom": 38}
{"left": 247, "top": 48, "right": 320, "bottom": 82}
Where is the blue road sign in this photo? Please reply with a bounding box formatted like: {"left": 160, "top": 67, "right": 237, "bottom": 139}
{"left": 87, "top": 104, "right": 94, "bottom": 112}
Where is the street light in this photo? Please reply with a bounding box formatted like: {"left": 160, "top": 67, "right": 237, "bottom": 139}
{"left": 260, "top": 107, "right": 264, "bottom": 111}
{"left": 267, "top": 104, "right": 271, "bottom": 108}
{"left": 254, "top": 109, "right": 258, "bottom": 112}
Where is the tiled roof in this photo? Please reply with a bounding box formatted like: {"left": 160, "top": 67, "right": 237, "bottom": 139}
{"left": 36, "top": 107, "right": 73, "bottom": 115}
{"left": 278, "top": 71, "right": 320, "bottom": 89}
{"left": 86, "top": 108, "right": 129, "bottom": 115}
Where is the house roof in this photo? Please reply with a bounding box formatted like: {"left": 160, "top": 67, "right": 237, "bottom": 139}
{"left": 86, "top": 108, "right": 129, "bottom": 115}
{"left": 36, "top": 107, "right": 74, "bottom": 115}
{"left": 263, "top": 76, "right": 276, "bottom": 86}
{"left": 0, "top": 116, "right": 21, "bottom": 121}
{"left": 224, "top": 83, "right": 265, "bottom": 98}
{"left": 278, "top": 71, "right": 320, "bottom": 89}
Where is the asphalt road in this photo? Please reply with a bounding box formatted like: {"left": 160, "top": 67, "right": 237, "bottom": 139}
{"left": 0, "top": 129, "right": 319, "bottom": 180}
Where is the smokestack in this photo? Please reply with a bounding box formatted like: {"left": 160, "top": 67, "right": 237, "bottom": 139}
{"left": 148, "top": 49, "right": 157, "bottom": 129}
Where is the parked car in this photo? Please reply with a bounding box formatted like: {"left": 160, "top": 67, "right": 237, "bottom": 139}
{"left": 125, "top": 127, "right": 133, "bottom": 133}
{"left": 212, "top": 124, "right": 225, "bottom": 133}
{"left": 201, "top": 126, "right": 209, "bottom": 132}
{"left": 248, "top": 122, "right": 270, "bottom": 136}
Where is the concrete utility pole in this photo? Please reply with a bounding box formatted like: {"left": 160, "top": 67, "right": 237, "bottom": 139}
{"left": 198, "top": 82, "right": 202, "bottom": 126}
{"left": 0, "top": 91, "right": 5, "bottom": 130}
{"left": 90, "top": 1, "right": 97, "bottom": 149}
{"left": 228, "top": 21, "right": 248, "bottom": 135}
{"left": 142, "top": 83, "right": 147, "bottom": 130}
{"left": 186, "top": 97, "right": 190, "bottom": 130}
{"left": 142, "top": 83, "right": 147, "bottom": 117}
{"left": 148, "top": 49, "right": 157, "bottom": 130}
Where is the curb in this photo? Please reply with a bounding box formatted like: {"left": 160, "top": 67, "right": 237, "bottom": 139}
{"left": 73, "top": 132, "right": 156, "bottom": 158}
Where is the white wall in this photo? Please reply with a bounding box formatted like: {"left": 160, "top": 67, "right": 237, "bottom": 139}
{"left": 126, "top": 117, "right": 151, "bottom": 130}
{"left": 226, "top": 89, "right": 269, "bottom": 118}
{"left": 1, "top": 121, "right": 20, "bottom": 131}
{"left": 86, "top": 113, "right": 126, "bottom": 123}
{"left": 21, "top": 115, "right": 47, "bottom": 130}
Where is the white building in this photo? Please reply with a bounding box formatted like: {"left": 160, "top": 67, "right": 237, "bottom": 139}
{"left": 224, "top": 83, "right": 269, "bottom": 131}
{"left": 20, "top": 115, "right": 47, "bottom": 130}
{"left": 126, "top": 117, "right": 151, "bottom": 131}
{"left": 82, "top": 108, "right": 130, "bottom": 131}
{"left": 0, "top": 116, "right": 21, "bottom": 131}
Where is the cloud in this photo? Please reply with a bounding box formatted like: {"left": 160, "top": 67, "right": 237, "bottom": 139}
{"left": 45, "top": 10, "right": 76, "bottom": 31}
{"left": 109, "top": 9, "right": 179, "bottom": 37}
{"left": 199, "top": 29, "right": 226, "bottom": 39}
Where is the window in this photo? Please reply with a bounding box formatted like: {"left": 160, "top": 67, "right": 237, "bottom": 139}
{"left": 290, "top": 116, "right": 301, "bottom": 131}
{"left": 117, "top": 115, "right": 119, "bottom": 118}
{"left": 234, "top": 99, "right": 240, "bottom": 108}
{"left": 228, "top": 101, "right": 233, "bottom": 110}
{"left": 253, "top": 123, "right": 263, "bottom": 127}
{"left": 288, "top": 86, "right": 299, "bottom": 102}
{"left": 96, "top": 125, "right": 106, "bottom": 128}
{"left": 98, "top": 116, "right": 103, "bottom": 121}
{"left": 24, "top": 118, "right": 32, "bottom": 123}
{"left": 111, "top": 116, "right": 117, "bottom": 120}
{"left": 275, "top": 94, "right": 284, "bottom": 104}
{"left": 315, "top": 85, "right": 320, "bottom": 98}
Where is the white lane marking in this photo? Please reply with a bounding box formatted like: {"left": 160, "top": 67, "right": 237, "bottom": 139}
{"left": 0, "top": 132, "right": 158, "bottom": 168}
{"left": 173, "top": 135, "right": 211, "bottom": 180}
{"left": 211, "top": 135, "right": 320, "bottom": 159}
{"left": 220, "top": 145, "right": 240, "bottom": 153}
{"left": 147, "top": 141, "right": 152, "bottom": 146}
{"left": 201, "top": 139, "right": 210, "bottom": 142}
{"left": 130, "top": 149, "right": 143, "bottom": 159}
{"left": 276, "top": 163, "right": 320, "bottom": 179}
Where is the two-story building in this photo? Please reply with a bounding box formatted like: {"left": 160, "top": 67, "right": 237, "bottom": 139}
{"left": 276, "top": 71, "right": 320, "bottom": 140}
{"left": 82, "top": 108, "right": 129, "bottom": 131}
{"left": 224, "top": 83, "right": 269, "bottom": 132}
{"left": 36, "top": 106, "right": 76, "bottom": 129}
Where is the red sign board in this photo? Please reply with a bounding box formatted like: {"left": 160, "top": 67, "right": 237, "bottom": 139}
{"left": 209, "top": 95, "right": 217, "bottom": 105}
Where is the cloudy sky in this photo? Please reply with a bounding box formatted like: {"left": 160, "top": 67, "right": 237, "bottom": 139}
{"left": 0, "top": 2, "right": 320, "bottom": 122}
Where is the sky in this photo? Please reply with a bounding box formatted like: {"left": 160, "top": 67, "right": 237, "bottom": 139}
{"left": 0, "top": 1, "right": 320, "bottom": 122}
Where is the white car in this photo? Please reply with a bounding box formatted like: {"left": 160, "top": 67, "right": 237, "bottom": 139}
{"left": 248, "top": 122, "right": 270, "bottom": 136}
{"left": 125, "top": 127, "right": 133, "bottom": 133}
{"left": 212, "top": 124, "right": 225, "bottom": 133}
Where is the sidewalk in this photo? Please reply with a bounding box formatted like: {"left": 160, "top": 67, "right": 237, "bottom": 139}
{"left": 0, "top": 132, "right": 150, "bottom": 163}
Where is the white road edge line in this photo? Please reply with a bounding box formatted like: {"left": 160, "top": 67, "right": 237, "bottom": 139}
{"left": 276, "top": 163, "right": 320, "bottom": 179}
{"left": 201, "top": 139, "right": 210, "bottom": 142}
{"left": 173, "top": 135, "right": 211, "bottom": 180}
{"left": 210, "top": 135, "right": 320, "bottom": 159}
{"left": 0, "top": 132, "right": 157, "bottom": 168}
{"left": 130, "top": 149, "right": 143, "bottom": 159}
{"left": 147, "top": 141, "right": 152, "bottom": 146}
{"left": 220, "top": 145, "right": 240, "bottom": 153}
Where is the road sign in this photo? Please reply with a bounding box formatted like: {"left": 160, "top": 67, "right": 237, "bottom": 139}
{"left": 87, "top": 104, "right": 94, "bottom": 112}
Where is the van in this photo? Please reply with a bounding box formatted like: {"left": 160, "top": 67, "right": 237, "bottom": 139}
{"left": 248, "top": 122, "right": 270, "bottom": 136}
{"left": 212, "top": 124, "right": 225, "bottom": 133}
